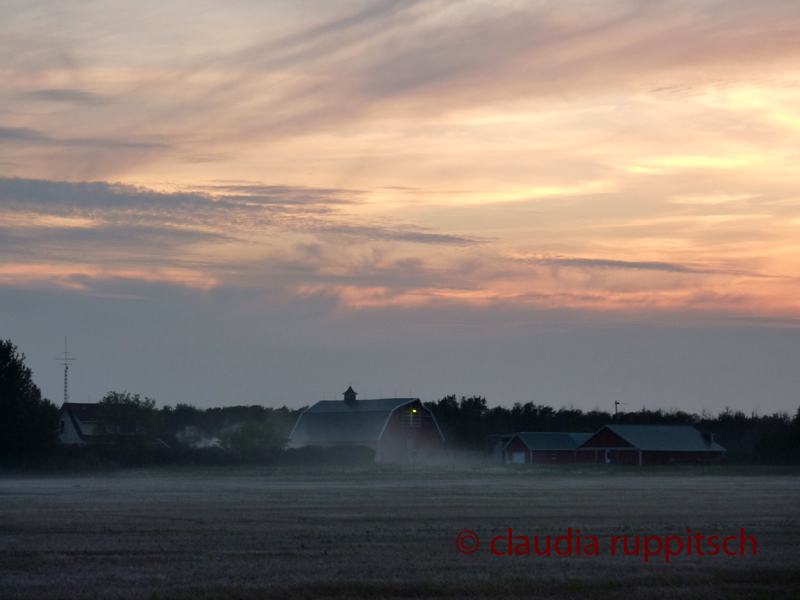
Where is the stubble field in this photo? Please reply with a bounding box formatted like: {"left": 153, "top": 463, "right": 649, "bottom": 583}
{"left": 1, "top": 465, "right": 799, "bottom": 599}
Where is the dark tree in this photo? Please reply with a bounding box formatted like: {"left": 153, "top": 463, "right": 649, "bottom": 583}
{"left": 96, "top": 391, "right": 163, "bottom": 441}
{"left": 425, "top": 395, "right": 488, "bottom": 450}
{"left": 0, "top": 340, "right": 59, "bottom": 460}
{"left": 753, "top": 407, "right": 800, "bottom": 464}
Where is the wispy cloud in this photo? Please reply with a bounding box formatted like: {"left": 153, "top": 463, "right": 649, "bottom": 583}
{"left": 21, "top": 89, "right": 106, "bottom": 104}
{"left": 0, "top": 177, "right": 480, "bottom": 293}
{"left": 0, "top": 126, "right": 165, "bottom": 150}
{"left": 519, "top": 255, "right": 720, "bottom": 275}
{"left": 0, "top": 177, "right": 478, "bottom": 242}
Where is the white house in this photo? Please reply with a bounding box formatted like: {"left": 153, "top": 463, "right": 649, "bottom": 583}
{"left": 58, "top": 402, "right": 100, "bottom": 445}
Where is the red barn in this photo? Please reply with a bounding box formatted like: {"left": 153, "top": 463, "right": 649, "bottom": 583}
{"left": 288, "top": 387, "right": 444, "bottom": 462}
{"left": 502, "top": 432, "right": 592, "bottom": 464}
{"left": 575, "top": 425, "right": 726, "bottom": 465}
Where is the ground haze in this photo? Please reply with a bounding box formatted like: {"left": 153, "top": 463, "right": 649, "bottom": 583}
{"left": 1, "top": 466, "right": 799, "bottom": 599}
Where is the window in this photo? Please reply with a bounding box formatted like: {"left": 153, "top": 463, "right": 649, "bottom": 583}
{"left": 402, "top": 406, "right": 421, "bottom": 427}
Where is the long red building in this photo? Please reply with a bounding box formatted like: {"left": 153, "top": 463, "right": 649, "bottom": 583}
{"left": 502, "top": 432, "right": 592, "bottom": 464}
{"left": 575, "top": 425, "right": 726, "bottom": 465}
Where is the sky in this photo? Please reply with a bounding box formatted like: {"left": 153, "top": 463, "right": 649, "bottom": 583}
{"left": 1, "top": 0, "right": 800, "bottom": 414}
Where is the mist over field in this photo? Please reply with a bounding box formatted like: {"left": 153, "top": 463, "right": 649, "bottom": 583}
{"left": 2, "top": 467, "right": 799, "bottom": 599}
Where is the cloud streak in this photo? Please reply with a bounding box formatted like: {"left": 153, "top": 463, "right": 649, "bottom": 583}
{"left": 0, "top": 177, "right": 482, "bottom": 296}
{"left": 21, "top": 88, "right": 106, "bottom": 104}
{"left": 516, "top": 255, "right": 748, "bottom": 276}
{"left": 0, "top": 126, "right": 165, "bottom": 150}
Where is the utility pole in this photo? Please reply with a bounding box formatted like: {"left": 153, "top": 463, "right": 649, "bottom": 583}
{"left": 614, "top": 400, "right": 628, "bottom": 419}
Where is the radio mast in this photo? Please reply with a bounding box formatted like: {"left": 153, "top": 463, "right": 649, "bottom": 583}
{"left": 58, "top": 337, "right": 76, "bottom": 404}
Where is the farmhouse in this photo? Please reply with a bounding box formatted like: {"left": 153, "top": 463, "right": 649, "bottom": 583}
{"left": 575, "top": 424, "right": 726, "bottom": 465}
{"left": 502, "top": 432, "right": 593, "bottom": 464}
{"left": 58, "top": 402, "right": 100, "bottom": 445}
{"left": 289, "top": 387, "right": 444, "bottom": 461}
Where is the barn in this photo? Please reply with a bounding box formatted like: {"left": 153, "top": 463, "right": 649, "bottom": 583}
{"left": 502, "top": 432, "right": 592, "bottom": 464}
{"left": 575, "top": 424, "right": 726, "bottom": 465}
{"left": 288, "top": 387, "right": 445, "bottom": 462}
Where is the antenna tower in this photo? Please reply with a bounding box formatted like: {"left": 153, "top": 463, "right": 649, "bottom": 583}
{"left": 58, "top": 337, "right": 76, "bottom": 404}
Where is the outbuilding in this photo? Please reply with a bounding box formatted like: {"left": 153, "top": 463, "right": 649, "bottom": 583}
{"left": 575, "top": 424, "right": 725, "bottom": 465}
{"left": 502, "top": 432, "right": 592, "bottom": 464}
{"left": 289, "top": 387, "right": 444, "bottom": 462}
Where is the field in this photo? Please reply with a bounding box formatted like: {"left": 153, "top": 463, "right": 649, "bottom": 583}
{"left": 1, "top": 465, "right": 799, "bottom": 599}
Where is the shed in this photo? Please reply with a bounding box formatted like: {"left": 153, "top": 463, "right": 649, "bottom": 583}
{"left": 575, "top": 425, "right": 726, "bottom": 465}
{"left": 486, "top": 434, "right": 515, "bottom": 463}
{"left": 289, "top": 388, "right": 444, "bottom": 462}
{"left": 502, "top": 432, "right": 592, "bottom": 464}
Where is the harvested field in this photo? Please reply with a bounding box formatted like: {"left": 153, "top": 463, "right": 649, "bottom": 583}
{"left": 1, "top": 465, "right": 799, "bottom": 599}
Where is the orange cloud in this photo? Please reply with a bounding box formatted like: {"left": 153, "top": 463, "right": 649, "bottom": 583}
{"left": 0, "top": 264, "right": 218, "bottom": 291}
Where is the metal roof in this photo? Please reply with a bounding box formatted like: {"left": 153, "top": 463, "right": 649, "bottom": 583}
{"left": 509, "top": 432, "right": 593, "bottom": 452}
{"left": 303, "top": 398, "right": 417, "bottom": 414}
{"left": 590, "top": 425, "right": 726, "bottom": 452}
{"left": 290, "top": 398, "right": 418, "bottom": 444}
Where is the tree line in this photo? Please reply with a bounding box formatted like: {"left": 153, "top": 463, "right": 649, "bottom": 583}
{"left": 0, "top": 340, "right": 359, "bottom": 468}
{"left": 2, "top": 339, "right": 799, "bottom": 468}
{"left": 424, "top": 395, "right": 800, "bottom": 463}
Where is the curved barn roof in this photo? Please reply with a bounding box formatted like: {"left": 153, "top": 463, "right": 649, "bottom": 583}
{"left": 290, "top": 398, "right": 419, "bottom": 444}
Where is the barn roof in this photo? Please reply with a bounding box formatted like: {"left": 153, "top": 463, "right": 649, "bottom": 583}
{"left": 585, "top": 425, "right": 726, "bottom": 452}
{"left": 290, "top": 398, "right": 419, "bottom": 445}
{"left": 510, "top": 432, "right": 593, "bottom": 452}
{"left": 303, "top": 398, "right": 417, "bottom": 414}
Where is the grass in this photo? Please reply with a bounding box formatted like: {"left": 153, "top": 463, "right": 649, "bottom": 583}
{"left": 1, "top": 465, "right": 799, "bottom": 599}
{"left": 149, "top": 570, "right": 800, "bottom": 600}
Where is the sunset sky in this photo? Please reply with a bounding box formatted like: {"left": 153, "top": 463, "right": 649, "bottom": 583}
{"left": 2, "top": 0, "right": 800, "bottom": 413}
